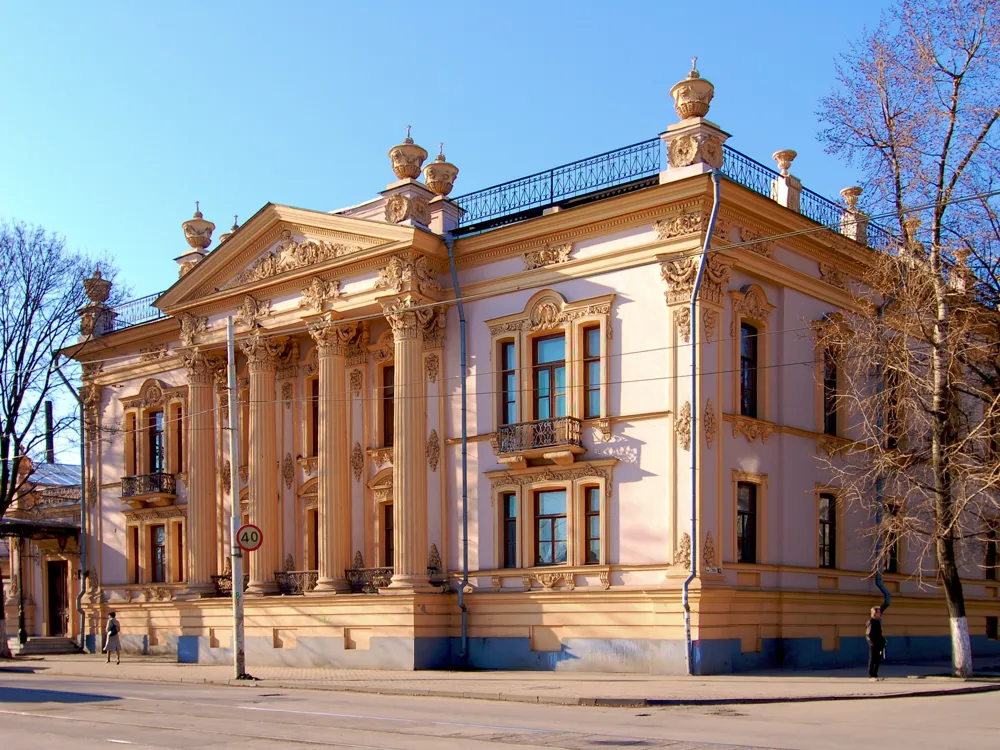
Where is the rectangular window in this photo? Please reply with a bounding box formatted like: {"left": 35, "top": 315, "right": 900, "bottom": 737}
{"left": 585, "top": 486, "right": 601, "bottom": 564}
{"left": 502, "top": 492, "right": 517, "bottom": 569}
{"left": 533, "top": 335, "right": 566, "bottom": 421}
{"left": 736, "top": 482, "right": 758, "bottom": 564}
{"left": 500, "top": 342, "right": 517, "bottom": 426}
{"left": 175, "top": 405, "right": 184, "bottom": 473}
{"left": 310, "top": 379, "right": 319, "bottom": 457}
{"left": 535, "top": 490, "right": 567, "bottom": 566}
{"left": 740, "top": 323, "right": 759, "bottom": 419}
{"left": 151, "top": 525, "right": 167, "bottom": 583}
{"left": 383, "top": 503, "right": 394, "bottom": 568}
{"left": 148, "top": 411, "right": 165, "bottom": 473}
{"left": 125, "top": 413, "right": 137, "bottom": 476}
{"left": 382, "top": 366, "right": 395, "bottom": 447}
{"left": 823, "top": 350, "right": 838, "bottom": 436}
{"left": 583, "top": 326, "right": 601, "bottom": 420}
{"left": 130, "top": 526, "right": 140, "bottom": 583}
{"left": 176, "top": 522, "right": 184, "bottom": 582}
{"left": 985, "top": 525, "right": 998, "bottom": 581}
{"left": 819, "top": 494, "right": 836, "bottom": 569}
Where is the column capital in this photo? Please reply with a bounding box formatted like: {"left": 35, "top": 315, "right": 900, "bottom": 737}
{"left": 308, "top": 315, "right": 359, "bottom": 357}
{"left": 180, "top": 349, "right": 226, "bottom": 384}
{"left": 380, "top": 294, "right": 425, "bottom": 341}
{"left": 239, "top": 332, "right": 287, "bottom": 373}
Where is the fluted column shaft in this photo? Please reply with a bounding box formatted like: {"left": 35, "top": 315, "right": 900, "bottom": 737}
{"left": 240, "top": 333, "right": 286, "bottom": 594}
{"left": 309, "top": 319, "right": 354, "bottom": 592}
{"left": 182, "top": 351, "right": 222, "bottom": 591}
{"left": 384, "top": 299, "right": 431, "bottom": 589}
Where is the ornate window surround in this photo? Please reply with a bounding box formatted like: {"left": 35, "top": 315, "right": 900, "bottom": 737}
{"left": 729, "top": 284, "right": 775, "bottom": 433}
{"left": 729, "top": 469, "right": 768, "bottom": 566}
{"left": 487, "top": 459, "right": 615, "bottom": 571}
{"left": 120, "top": 379, "right": 188, "bottom": 480}
{"left": 485, "top": 290, "right": 614, "bottom": 433}
{"left": 122, "top": 504, "right": 188, "bottom": 585}
{"left": 812, "top": 483, "right": 846, "bottom": 571}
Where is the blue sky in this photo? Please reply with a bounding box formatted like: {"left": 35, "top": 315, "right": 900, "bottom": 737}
{"left": 1, "top": 0, "right": 890, "bottom": 301}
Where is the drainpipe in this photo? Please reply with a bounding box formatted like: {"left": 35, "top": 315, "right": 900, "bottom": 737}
{"left": 55, "top": 361, "right": 87, "bottom": 652}
{"left": 682, "top": 170, "right": 722, "bottom": 676}
{"left": 445, "top": 235, "right": 470, "bottom": 662}
{"left": 873, "top": 294, "right": 896, "bottom": 614}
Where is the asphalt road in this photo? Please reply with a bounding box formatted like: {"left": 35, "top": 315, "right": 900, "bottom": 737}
{"left": 0, "top": 672, "right": 996, "bottom": 749}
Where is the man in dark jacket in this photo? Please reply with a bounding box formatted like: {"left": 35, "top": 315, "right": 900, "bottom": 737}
{"left": 866, "top": 606, "right": 886, "bottom": 680}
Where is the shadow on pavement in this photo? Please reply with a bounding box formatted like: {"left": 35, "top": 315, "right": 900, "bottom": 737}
{"left": 0, "top": 685, "right": 121, "bottom": 704}
{"left": 0, "top": 666, "right": 41, "bottom": 674}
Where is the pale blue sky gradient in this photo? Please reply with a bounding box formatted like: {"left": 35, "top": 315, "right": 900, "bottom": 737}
{"left": 1, "top": 1, "right": 890, "bottom": 299}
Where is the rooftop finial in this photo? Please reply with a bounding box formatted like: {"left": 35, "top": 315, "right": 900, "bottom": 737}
{"left": 404, "top": 125, "right": 413, "bottom": 145}
{"left": 232, "top": 215, "right": 239, "bottom": 231}
{"left": 194, "top": 200, "right": 202, "bottom": 219}
{"left": 436, "top": 142, "right": 446, "bottom": 162}
{"left": 689, "top": 56, "right": 700, "bottom": 78}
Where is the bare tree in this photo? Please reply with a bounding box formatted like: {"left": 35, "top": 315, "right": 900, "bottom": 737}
{"left": 819, "top": 0, "right": 1000, "bottom": 677}
{"left": 0, "top": 221, "right": 118, "bottom": 658}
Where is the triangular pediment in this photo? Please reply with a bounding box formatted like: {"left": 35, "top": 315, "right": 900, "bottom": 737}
{"left": 156, "top": 203, "right": 428, "bottom": 312}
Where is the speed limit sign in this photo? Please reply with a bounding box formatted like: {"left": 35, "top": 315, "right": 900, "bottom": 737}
{"left": 236, "top": 524, "right": 263, "bottom": 552}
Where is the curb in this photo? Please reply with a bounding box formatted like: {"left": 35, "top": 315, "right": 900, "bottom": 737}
{"left": 18, "top": 665, "right": 1000, "bottom": 707}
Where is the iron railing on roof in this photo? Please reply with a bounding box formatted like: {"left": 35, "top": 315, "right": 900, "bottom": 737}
{"left": 110, "top": 292, "right": 167, "bottom": 331}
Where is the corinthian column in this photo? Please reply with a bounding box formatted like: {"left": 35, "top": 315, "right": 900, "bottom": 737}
{"left": 308, "top": 317, "right": 355, "bottom": 592}
{"left": 382, "top": 296, "right": 433, "bottom": 591}
{"left": 181, "top": 350, "right": 224, "bottom": 593}
{"left": 239, "top": 332, "right": 287, "bottom": 595}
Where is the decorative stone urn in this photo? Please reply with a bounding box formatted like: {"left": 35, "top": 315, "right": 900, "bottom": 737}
{"left": 772, "top": 150, "right": 797, "bottom": 176}
{"left": 182, "top": 202, "right": 215, "bottom": 250}
{"left": 840, "top": 186, "right": 863, "bottom": 210}
{"left": 388, "top": 126, "right": 428, "bottom": 180}
{"left": 219, "top": 215, "right": 240, "bottom": 244}
{"left": 423, "top": 144, "right": 459, "bottom": 196}
{"left": 83, "top": 268, "right": 111, "bottom": 304}
{"left": 669, "top": 58, "right": 715, "bottom": 120}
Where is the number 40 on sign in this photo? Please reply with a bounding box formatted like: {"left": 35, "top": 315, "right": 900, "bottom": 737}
{"left": 236, "top": 524, "right": 263, "bottom": 552}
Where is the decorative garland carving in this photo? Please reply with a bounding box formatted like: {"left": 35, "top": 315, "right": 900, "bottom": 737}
{"left": 487, "top": 296, "right": 612, "bottom": 336}
{"left": 819, "top": 262, "right": 847, "bottom": 289}
{"left": 660, "top": 254, "right": 733, "bottom": 306}
{"left": 425, "top": 354, "right": 439, "bottom": 384}
{"left": 420, "top": 307, "right": 446, "bottom": 349}
{"left": 372, "top": 332, "right": 394, "bottom": 363}
{"left": 277, "top": 340, "right": 301, "bottom": 380}
{"left": 705, "top": 399, "right": 716, "bottom": 449}
{"left": 530, "top": 571, "right": 575, "bottom": 591}
{"left": 703, "top": 310, "right": 718, "bottom": 343}
{"left": 426, "top": 429, "right": 440, "bottom": 472}
{"left": 351, "top": 442, "right": 364, "bottom": 482}
{"left": 674, "top": 307, "right": 691, "bottom": 343}
{"left": 350, "top": 369, "right": 363, "bottom": 398}
{"left": 234, "top": 295, "right": 272, "bottom": 329}
{"left": 731, "top": 415, "right": 775, "bottom": 444}
{"left": 674, "top": 533, "right": 692, "bottom": 568}
{"left": 299, "top": 278, "right": 342, "bottom": 311}
{"left": 281, "top": 382, "right": 293, "bottom": 409}
{"left": 739, "top": 225, "right": 775, "bottom": 257}
{"left": 222, "top": 461, "right": 231, "bottom": 494}
{"left": 178, "top": 312, "right": 208, "bottom": 347}
{"left": 654, "top": 210, "right": 704, "bottom": 240}
{"left": 676, "top": 401, "right": 692, "bottom": 451}
{"left": 345, "top": 322, "right": 371, "bottom": 366}
{"left": 375, "top": 253, "right": 440, "bottom": 295}
{"left": 283, "top": 453, "right": 294, "bottom": 489}
{"left": 139, "top": 343, "right": 168, "bottom": 362}
{"left": 488, "top": 464, "right": 613, "bottom": 501}
{"left": 522, "top": 242, "right": 572, "bottom": 270}
{"left": 222, "top": 229, "right": 361, "bottom": 290}
{"left": 730, "top": 285, "right": 775, "bottom": 336}
{"left": 704, "top": 532, "right": 717, "bottom": 569}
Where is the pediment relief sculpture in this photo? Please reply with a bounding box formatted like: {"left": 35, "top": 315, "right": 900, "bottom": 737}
{"left": 221, "top": 230, "right": 365, "bottom": 291}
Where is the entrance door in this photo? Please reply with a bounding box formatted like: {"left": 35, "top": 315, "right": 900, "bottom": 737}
{"left": 46, "top": 560, "right": 69, "bottom": 636}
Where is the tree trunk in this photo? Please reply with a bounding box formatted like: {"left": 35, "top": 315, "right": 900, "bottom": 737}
{"left": 0, "top": 574, "right": 11, "bottom": 658}
{"left": 938, "top": 533, "right": 972, "bottom": 677}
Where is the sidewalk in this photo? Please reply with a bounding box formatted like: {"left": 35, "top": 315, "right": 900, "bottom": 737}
{"left": 4, "top": 653, "right": 999, "bottom": 707}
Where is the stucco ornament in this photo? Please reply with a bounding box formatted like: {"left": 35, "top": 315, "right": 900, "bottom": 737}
{"left": 654, "top": 211, "right": 704, "bottom": 241}
{"left": 375, "top": 253, "right": 440, "bottom": 295}
{"left": 530, "top": 301, "right": 562, "bottom": 331}
{"left": 350, "top": 368, "right": 363, "bottom": 397}
{"left": 281, "top": 381, "right": 293, "bottom": 409}
{"left": 224, "top": 230, "right": 360, "bottom": 290}
{"left": 352, "top": 550, "right": 364, "bottom": 569}
{"left": 140, "top": 382, "right": 165, "bottom": 408}
{"left": 731, "top": 415, "right": 775, "bottom": 444}
{"left": 284, "top": 554, "right": 295, "bottom": 572}
{"left": 426, "top": 429, "right": 440, "bottom": 472}
{"left": 388, "top": 127, "right": 428, "bottom": 180}
{"left": 222, "top": 461, "right": 231, "bottom": 494}
{"left": 351, "top": 442, "right": 364, "bottom": 482}
{"left": 139, "top": 343, "right": 168, "bottom": 362}
{"left": 182, "top": 202, "right": 214, "bottom": 250}
{"left": 668, "top": 134, "right": 724, "bottom": 169}
{"left": 772, "top": 149, "right": 797, "bottom": 177}
{"left": 730, "top": 285, "right": 775, "bottom": 336}
{"left": 83, "top": 268, "right": 112, "bottom": 303}
{"left": 705, "top": 399, "right": 717, "bottom": 449}
{"left": 234, "top": 295, "right": 272, "bottom": 329}
{"left": 178, "top": 312, "right": 208, "bottom": 347}
{"left": 661, "top": 254, "right": 733, "bottom": 305}
{"left": 703, "top": 310, "right": 717, "bottom": 343}
{"left": 299, "top": 278, "right": 342, "bottom": 311}
{"left": 239, "top": 331, "right": 287, "bottom": 372}
{"left": 819, "top": 262, "right": 847, "bottom": 289}
{"left": 669, "top": 58, "right": 715, "bottom": 120}
{"left": 425, "top": 354, "right": 440, "bottom": 384}
{"left": 674, "top": 533, "right": 692, "bottom": 568}
{"left": 673, "top": 307, "right": 691, "bottom": 343}
{"left": 522, "top": 242, "right": 573, "bottom": 270}
{"left": 427, "top": 543, "right": 442, "bottom": 573}
{"left": 676, "top": 401, "right": 692, "bottom": 451}
{"left": 423, "top": 144, "right": 459, "bottom": 196}
{"left": 384, "top": 193, "right": 429, "bottom": 225}
{"left": 703, "top": 532, "right": 717, "bottom": 569}
{"left": 739, "top": 225, "right": 775, "bottom": 257}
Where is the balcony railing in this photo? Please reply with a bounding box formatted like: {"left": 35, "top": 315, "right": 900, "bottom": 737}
{"left": 121, "top": 472, "right": 176, "bottom": 498}
{"left": 275, "top": 570, "right": 318, "bottom": 595}
{"left": 452, "top": 137, "right": 899, "bottom": 250}
{"left": 495, "top": 416, "right": 582, "bottom": 455}
{"left": 211, "top": 573, "right": 249, "bottom": 597}
{"left": 110, "top": 292, "right": 167, "bottom": 332}
{"left": 346, "top": 567, "right": 393, "bottom": 593}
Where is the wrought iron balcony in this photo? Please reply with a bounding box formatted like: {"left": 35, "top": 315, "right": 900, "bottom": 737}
{"left": 275, "top": 570, "right": 318, "bottom": 595}
{"left": 494, "top": 416, "right": 583, "bottom": 455}
{"left": 211, "top": 573, "right": 249, "bottom": 597}
{"left": 345, "top": 567, "right": 393, "bottom": 593}
{"left": 121, "top": 472, "right": 176, "bottom": 498}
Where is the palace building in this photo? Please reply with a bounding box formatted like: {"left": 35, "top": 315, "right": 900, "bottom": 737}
{"left": 68, "top": 67, "right": 1000, "bottom": 673}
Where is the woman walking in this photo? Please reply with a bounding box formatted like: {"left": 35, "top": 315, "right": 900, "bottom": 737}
{"left": 104, "top": 611, "right": 121, "bottom": 664}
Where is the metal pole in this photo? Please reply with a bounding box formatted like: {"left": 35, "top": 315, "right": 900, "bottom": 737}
{"left": 17, "top": 537, "right": 27, "bottom": 646}
{"left": 226, "top": 317, "right": 248, "bottom": 679}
